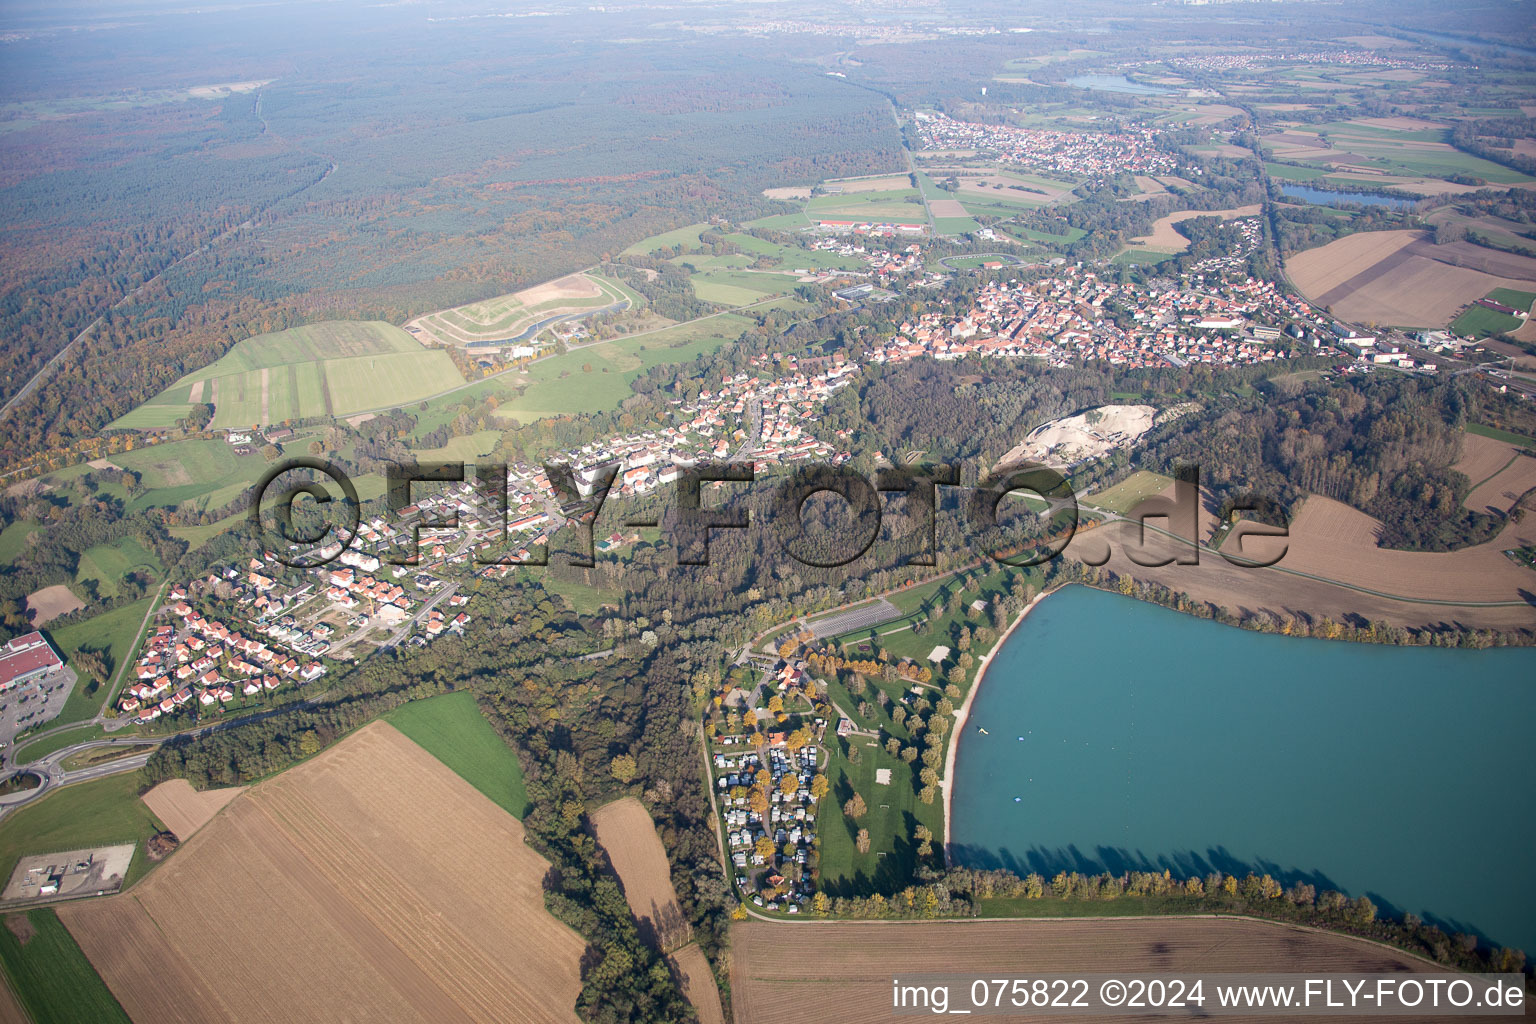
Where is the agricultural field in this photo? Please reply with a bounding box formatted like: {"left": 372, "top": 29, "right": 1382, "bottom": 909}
{"left": 0, "top": 909, "right": 130, "bottom": 1024}
{"left": 1260, "top": 117, "right": 1534, "bottom": 192}
{"left": 590, "top": 797, "right": 689, "bottom": 951}
{"left": 59, "top": 722, "right": 585, "bottom": 1024}
{"left": 383, "top": 690, "right": 529, "bottom": 818}
{"left": 0, "top": 774, "right": 166, "bottom": 895}
{"left": 139, "top": 780, "right": 244, "bottom": 841}
{"left": 730, "top": 918, "right": 1435, "bottom": 1024}
{"left": 667, "top": 943, "right": 724, "bottom": 1024}
{"left": 1058, "top": 492, "right": 1536, "bottom": 631}
{"left": 1461, "top": 443, "right": 1536, "bottom": 514}
{"left": 1286, "top": 230, "right": 1536, "bottom": 328}
{"left": 408, "top": 273, "right": 635, "bottom": 350}
{"left": 114, "top": 321, "right": 465, "bottom": 430}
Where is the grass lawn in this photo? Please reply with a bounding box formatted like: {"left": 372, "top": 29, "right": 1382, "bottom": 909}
{"left": 0, "top": 909, "right": 130, "bottom": 1024}
{"left": 487, "top": 315, "right": 750, "bottom": 423}
{"left": 45, "top": 597, "right": 155, "bottom": 727}
{"left": 975, "top": 894, "right": 1197, "bottom": 918}
{"left": 74, "top": 537, "right": 162, "bottom": 600}
{"left": 818, "top": 733, "right": 944, "bottom": 898}
{"left": 0, "top": 773, "right": 164, "bottom": 891}
{"left": 690, "top": 271, "right": 800, "bottom": 306}
{"left": 169, "top": 511, "right": 248, "bottom": 549}
{"left": 0, "top": 520, "right": 38, "bottom": 563}
{"left": 622, "top": 222, "right": 710, "bottom": 256}
{"left": 1486, "top": 288, "right": 1536, "bottom": 311}
{"left": 1011, "top": 224, "right": 1087, "bottom": 244}
{"left": 934, "top": 216, "right": 983, "bottom": 235}
{"left": 744, "top": 212, "right": 811, "bottom": 231}
{"left": 384, "top": 691, "right": 530, "bottom": 818}
{"left": 1081, "top": 470, "right": 1174, "bottom": 514}
{"left": 412, "top": 429, "right": 504, "bottom": 462}
{"left": 13, "top": 724, "right": 108, "bottom": 765}
{"left": 537, "top": 570, "right": 621, "bottom": 617}
{"left": 1112, "top": 249, "right": 1176, "bottom": 266}
{"left": 111, "top": 438, "right": 265, "bottom": 513}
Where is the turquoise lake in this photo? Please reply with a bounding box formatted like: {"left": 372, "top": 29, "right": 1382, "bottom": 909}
{"left": 950, "top": 585, "right": 1536, "bottom": 953}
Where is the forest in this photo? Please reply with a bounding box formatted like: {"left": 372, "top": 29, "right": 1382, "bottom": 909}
{"left": 0, "top": 14, "right": 904, "bottom": 471}
{"left": 1142, "top": 373, "right": 1500, "bottom": 550}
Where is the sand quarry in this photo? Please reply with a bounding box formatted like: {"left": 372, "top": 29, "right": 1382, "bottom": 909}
{"left": 1000, "top": 405, "right": 1158, "bottom": 469}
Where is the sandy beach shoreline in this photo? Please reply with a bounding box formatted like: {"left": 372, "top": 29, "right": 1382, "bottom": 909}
{"left": 941, "top": 585, "right": 1058, "bottom": 867}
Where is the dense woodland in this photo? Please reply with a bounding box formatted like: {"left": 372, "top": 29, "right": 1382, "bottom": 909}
{"left": 1143, "top": 374, "right": 1502, "bottom": 550}
{"left": 0, "top": 21, "right": 903, "bottom": 468}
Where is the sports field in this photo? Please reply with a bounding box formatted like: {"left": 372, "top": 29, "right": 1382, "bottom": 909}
{"left": 59, "top": 722, "right": 585, "bottom": 1024}
{"left": 1449, "top": 288, "right": 1536, "bottom": 338}
{"left": 113, "top": 321, "right": 464, "bottom": 429}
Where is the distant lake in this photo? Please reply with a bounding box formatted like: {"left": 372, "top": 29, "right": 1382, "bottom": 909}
{"left": 950, "top": 585, "right": 1536, "bottom": 954}
{"left": 1278, "top": 182, "right": 1418, "bottom": 210}
{"left": 1066, "top": 74, "right": 1172, "bottom": 96}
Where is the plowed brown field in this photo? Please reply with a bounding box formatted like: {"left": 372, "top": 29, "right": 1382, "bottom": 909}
{"left": 139, "top": 779, "right": 244, "bottom": 840}
{"left": 591, "top": 796, "right": 691, "bottom": 951}
{"left": 670, "top": 943, "right": 725, "bottom": 1024}
{"left": 1456, "top": 435, "right": 1536, "bottom": 514}
{"left": 731, "top": 917, "right": 1435, "bottom": 1024}
{"left": 60, "top": 722, "right": 585, "bottom": 1024}
{"left": 1286, "top": 230, "right": 1536, "bottom": 327}
{"left": 1061, "top": 491, "right": 1536, "bottom": 631}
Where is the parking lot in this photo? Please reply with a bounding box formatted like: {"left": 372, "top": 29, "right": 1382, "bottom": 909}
{"left": 0, "top": 667, "right": 79, "bottom": 768}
